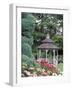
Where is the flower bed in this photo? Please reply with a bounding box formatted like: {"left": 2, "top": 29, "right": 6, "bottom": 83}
{"left": 21, "top": 59, "right": 62, "bottom": 77}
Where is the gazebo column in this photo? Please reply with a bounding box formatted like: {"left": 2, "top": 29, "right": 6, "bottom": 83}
{"left": 37, "top": 49, "right": 39, "bottom": 59}
{"left": 39, "top": 49, "right": 41, "bottom": 58}
{"left": 56, "top": 50, "right": 58, "bottom": 65}
{"left": 46, "top": 50, "right": 48, "bottom": 61}
{"left": 53, "top": 50, "right": 56, "bottom": 65}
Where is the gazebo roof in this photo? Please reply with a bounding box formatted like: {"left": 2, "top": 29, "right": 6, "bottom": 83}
{"left": 38, "top": 38, "right": 59, "bottom": 50}
{"left": 38, "top": 43, "right": 59, "bottom": 50}
{"left": 41, "top": 38, "right": 54, "bottom": 43}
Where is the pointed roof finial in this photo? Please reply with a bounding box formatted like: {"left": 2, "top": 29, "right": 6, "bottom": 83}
{"left": 46, "top": 33, "right": 50, "bottom": 39}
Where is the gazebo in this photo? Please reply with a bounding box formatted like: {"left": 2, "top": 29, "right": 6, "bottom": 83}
{"left": 37, "top": 34, "right": 59, "bottom": 65}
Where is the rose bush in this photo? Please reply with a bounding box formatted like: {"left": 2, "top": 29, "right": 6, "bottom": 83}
{"left": 37, "top": 60, "right": 60, "bottom": 75}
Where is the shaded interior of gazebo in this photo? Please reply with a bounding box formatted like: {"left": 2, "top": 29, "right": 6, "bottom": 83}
{"left": 37, "top": 36, "right": 59, "bottom": 65}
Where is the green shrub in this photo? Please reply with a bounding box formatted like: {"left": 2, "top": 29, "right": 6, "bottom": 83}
{"left": 52, "top": 35, "right": 63, "bottom": 48}
{"left": 22, "top": 55, "right": 39, "bottom": 67}
{"left": 22, "top": 31, "right": 32, "bottom": 38}
{"left": 22, "top": 14, "right": 36, "bottom": 33}
{"left": 22, "top": 43, "right": 33, "bottom": 58}
{"left": 22, "top": 54, "right": 33, "bottom": 62}
{"left": 22, "top": 36, "right": 33, "bottom": 46}
{"left": 22, "top": 54, "right": 33, "bottom": 67}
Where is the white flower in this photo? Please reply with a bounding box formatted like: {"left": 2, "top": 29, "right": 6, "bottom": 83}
{"left": 52, "top": 73, "right": 57, "bottom": 76}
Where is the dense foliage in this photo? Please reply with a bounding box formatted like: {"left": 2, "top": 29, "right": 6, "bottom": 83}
{"left": 32, "top": 14, "right": 63, "bottom": 58}
{"left": 52, "top": 35, "right": 63, "bottom": 49}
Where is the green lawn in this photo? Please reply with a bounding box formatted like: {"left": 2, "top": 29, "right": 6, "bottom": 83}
{"left": 58, "top": 63, "right": 63, "bottom": 72}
